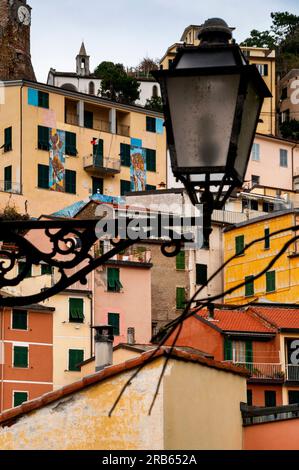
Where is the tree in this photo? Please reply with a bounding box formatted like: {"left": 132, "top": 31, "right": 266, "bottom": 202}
{"left": 94, "top": 61, "right": 140, "bottom": 105}
{"left": 241, "top": 29, "right": 276, "bottom": 49}
{"left": 280, "top": 119, "right": 299, "bottom": 140}
{"left": 145, "top": 96, "right": 163, "bottom": 113}
{"left": 137, "top": 57, "right": 159, "bottom": 78}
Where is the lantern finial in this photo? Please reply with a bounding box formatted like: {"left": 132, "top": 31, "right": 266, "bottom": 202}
{"left": 198, "top": 18, "right": 232, "bottom": 45}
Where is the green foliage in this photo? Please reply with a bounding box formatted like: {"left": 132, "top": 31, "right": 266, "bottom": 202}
{"left": 137, "top": 57, "right": 159, "bottom": 78}
{"left": 280, "top": 119, "right": 299, "bottom": 140}
{"left": 94, "top": 61, "right": 140, "bottom": 105}
{"left": 0, "top": 205, "right": 29, "bottom": 221}
{"left": 145, "top": 96, "right": 163, "bottom": 113}
{"left": 241, "top": 29, "right": 276, "bottom": 49}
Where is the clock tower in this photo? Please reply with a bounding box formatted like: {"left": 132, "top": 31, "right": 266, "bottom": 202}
{"left": 0, "top": 0, "right": 36, "bottom": 81}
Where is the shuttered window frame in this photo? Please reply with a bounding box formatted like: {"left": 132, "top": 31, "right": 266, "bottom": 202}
{"left": 69, "top": 298, "right": 84, "bottom": 323}
{"left": 13, "top": 346, "right": 29, "bottom": 368}
{"left": 12, "top": 310, "right": 28, "bottom": 330}
{"left": 68, "top": 349, "right": 84, "bottom": 372}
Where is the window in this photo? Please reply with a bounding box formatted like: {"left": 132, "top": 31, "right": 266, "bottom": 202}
{"left": 107, "top": 268, "right": 123, "bottom": 292}
{"left": 281, "top": 87, "right": 288, "bottom": 100}
{"left": 280, "top": 149, "right": 288, "bottom": 168}
{"left": 250, "top": 200, "right": 258, "bottom": 211}
{"left": 84, "top": 110, "right": 93, "bottom": 129}
{"left": 145, "top": 148, "right": 156, "bottom": 172}
{"left": 266, "top": 271, "right": 276, "bottom": 292}
{"left": 245, "top": 276, "right": 254, "bottom": 297}
{"left": 146, "top": 185, "right": 156, "bottom": 191}
{"left": 69, "top": 298, "right": 84, "bottom": 323}
{"left": 146, "top": 116, "right": 156, "bottom": 133}
{"left": 263, "top": 202, "right": 274, "bottom": 213}
{"left": 13, "top": 346, "right": 28, "bottom": 368}
{"left": 280, "top": 109, "right": 290, "bottom": 124}
{"left": 12, "top": 310, "right": 27, "bottom": 330}
{"left": 288, "top": 391, "right": 299, "bottom": 405}
{"left": 68, "top": 349, "right": 84, "bottom": 372}
{"left": 255, "top": 64, "right": 268, "bottom": 76}
{"left": 252, "top": 175, "right": 260, "bottom": 185}
{"left": 264, "top": 228, "right": 270, "bottom": 249}
{"left": 93, "top": 138, "right": 104, "bottom": 162}
{"left": 120, "top": 180, "right": 131, "bottom": 196}
{"left": 224, "top": 339, "right": 253, "bottom": 363}
{"left": 176, "top": 251, "right": 185, "bottom": 270}
{"left": 18, "top": 261, "right": 32, "bottom": 278}
{"left": 13, "top": 392, "right": 28, "bottom": 408}
{"left": 4, "top": 166, "right": 12, "bottom": 192}
{"left": 176, "top": 287, "right": 186, "bottom": 309}
{"left": 41, "top": 264, "right": 52, "bottom": 276}
{"left": 196, "top": 264, "right": 208, "bottom": 285}
{"left": 65, "top": 170, "right": 76, "bottom": 194}
{"left": 120, "top": 143, "right": 131, "bottom": 167}
{"left": 152, "top": 85, "right": 158, "bottom": 98}
{"left": 4, "top": 127, "right": 12, "bottom": 152}
{"left": 89, "top": 82, "right": 95, "bottom": 95}
{"left": 247, "top": 390, "right": 253, "bottom": 406}
{"left": 235, "top": 235, "right": 245, "bottom": 256}
{"left": 65, "top": 131, "right": 77, "bottom": 156}
{"left": 38, "top": 164, "right": 49, "bottom": 189}
{"left": 251, "top": 143, "right": 260, "bottom": 161}
{"left": 38, "top": 91, "right": 49, "bottom": 109}
{"left": 38, "top": 126, "right": 50, "bottom": 151}
{"left": 108, "top": 313, "right": 120, "bottom": 336}
{"left": 92, "top": 177, "right": 103, "bottom": 195}
{"left": 265, "top": 391, "right": 276, "bottom": 407}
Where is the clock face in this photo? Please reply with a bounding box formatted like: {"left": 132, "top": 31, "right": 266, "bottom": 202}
{"left": 18, "top": 5, "right": 31, "bottom": 26}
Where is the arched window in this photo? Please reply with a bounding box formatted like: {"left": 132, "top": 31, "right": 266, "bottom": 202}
{"left": 81, "top": 58, "right": 85, "bottom": 70}
{"left": 152, "top": 85, "right": 158, "bottom": 98}
{"left": 89, "top": 82, "right": 95, "bottom": 95}
{"left": 61, "top": 83, "right": 78, "bottom": 92}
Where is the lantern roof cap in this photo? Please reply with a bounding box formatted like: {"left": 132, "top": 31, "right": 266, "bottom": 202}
{"left": 198, "top": 18, "right": 233, "bottom": 44}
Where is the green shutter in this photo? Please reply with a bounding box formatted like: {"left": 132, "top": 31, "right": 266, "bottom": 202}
{"left": 235, "top": 235, "right": 245, "bottom": 256}
{"left": 12, "top": 310, "right": 28, "bottom": 330}
{"left": 245, "top": 276, "right": 254, "bottom": 297}
{"left": 38, "top": 164, "right": 49, "bottom": 189}
{"left": 38, "top": 91, "right": 49, "bottom": 109}
{"left": 41, "top": 264, "right": 52, "bottom": 275}
{"left": 266, "top": 271, "right": 276, "bottom": 292}
{"left": 224, "top": 338, "right": 233, "bottom": 361}
{"left": 196, "top": 264, "right": 208, "bottom": 285}
{"left": 18, "top": 261, "right": 32, "bottom": 278}
{"left": 65, "top": 170, "right": 76, "bottom": 194}
{"left": 14, "top": 346, "right": 28, "bottom": 368}
{"left": 146, "top": 116, "right": 156, "bottom": 133}
{"left": 84, "top": 111, "right": 94, "bottom": 129}
{"left": 65, "top": 132, "right": 77, "bottom": 156}
{"left": 69, "top": 350, "right": 84, "bottom": 372}
{"left": 107, "top": 268, "right": 122, "bottom": 292}
{"left": 146, "top": 148, "right": 156, "bottom": 172}
{"left": 38, "top": 126, "right": 50, "bottom": 151}
{"left": 93, "top": 139, "right": 104, "bottom": 166}
{"left": 69, "top": 298, "right": 84, "bottom": 323}
{"left": 245, "top": 341, "right": 253, "bottom": 363}
{"left": 120, "top": 144, "right": 131, "bottom": 167}
{"left": 176, "top": 287, "right": 185, "bottom": 309}
{"left": 4, "top": 127, "right": 12, "bottom": 152}
{"left": 108, "top": 313, "right": 120, "bottom": 336}
{"left": 146, "top": 185, "right": 156, "bottom": 191}
{"left": 13, "top": 392, "right": 28, "bottom": 408}
{"left": 4, "top": 166, "right": 12, "bottom": 191}
{"left": 264, "top": 228, "right": 270, "bottom": 249}
{"left": 176, "top": 251, "right": 185, "bottom": 270}
{"left": 120, "top": 180, "right": 131, "bottom": 196}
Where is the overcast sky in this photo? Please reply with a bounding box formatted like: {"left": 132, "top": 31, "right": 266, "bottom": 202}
{"left": 29, "top": 0, "right": 299, "bottom": 82}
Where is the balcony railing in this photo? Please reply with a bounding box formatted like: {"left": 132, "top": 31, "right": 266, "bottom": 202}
{"left": 286, "top": 365, "right": 299, "bottom": 381}
{"left": 65, "top": 113, "right": 79, "bottom": 126}
{"left": 224, "top": 362, "right": 284, "bottom": 380}
{"left": 83, "top": 155, "right": 121, "bottom": 175}
{"left": 0, "top": 181, "right": 22, "bottom": 195}
{"left": 93, "top": 120, "right": 111, "bottom": 133}
{"left": 117, "top": 123, "right": 130, "bottom": 137}
{"left": 98, "top": 243, "right": 152, "bottom": 264}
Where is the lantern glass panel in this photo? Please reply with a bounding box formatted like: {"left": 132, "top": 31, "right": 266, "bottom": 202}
{"left": 167, "top": 74, "right": 240, "bottom": 171}
{"left": 176, "top": 49, "right": 239, "bottom": 69}
{"left": 234, "top": 80, "right": 263, "bottom": 180}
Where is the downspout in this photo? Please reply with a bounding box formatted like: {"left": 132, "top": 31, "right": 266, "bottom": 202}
{"left": 291, "top": 143, "right": 299, "bottom": 191}
{"left": 20, "top": 83, "right": 23, "bottom": 197}
{"left": 1, "top": 308, "right": 5, "bottom": 413}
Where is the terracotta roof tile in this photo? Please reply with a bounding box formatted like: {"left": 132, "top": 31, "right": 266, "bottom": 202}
{"left": 197, "top": 308, "right": 276, "bottom": 333}
{"left": 0, "top": 347, "right": 248, "bottom": 427}
{"left": 251, "top": 306, "right": 299, "bottom": 330}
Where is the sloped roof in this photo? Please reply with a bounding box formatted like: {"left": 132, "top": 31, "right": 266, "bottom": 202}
{"left": 0, "top": 347, "right": 249, "bottom": 427}
{"left": 251, "top": 306, "right": 299, "bottom": 330}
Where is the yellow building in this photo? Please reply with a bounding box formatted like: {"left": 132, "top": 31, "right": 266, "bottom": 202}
{"left": 0, "top": 81, "right": 167, "bottom": 217}
{"left": 224, "top": 210, "right": 299, "bottom": 304}
{"left": 160, "top": 24, "right": 276, "bottom": 135}
{"left": 0, "top": 348, "right": 247, "bottom": 450}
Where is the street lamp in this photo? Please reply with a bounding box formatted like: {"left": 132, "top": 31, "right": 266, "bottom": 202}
{"left": 153, "top": 18, "right": 271, "bottom": 245}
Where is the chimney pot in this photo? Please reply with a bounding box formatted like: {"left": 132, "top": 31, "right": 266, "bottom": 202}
{"left": 93, "top": 325, "right": 114, "bottom": 371}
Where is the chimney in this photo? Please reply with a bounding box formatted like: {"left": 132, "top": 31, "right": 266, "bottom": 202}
{"left": 207, "top": 303, "right": 215, "bottom": 320}
{"left": 127, "top": 327, "right": 136, "bottom": 345}
{"left": 93, "top": 325, "right": 114, "bottom": 372}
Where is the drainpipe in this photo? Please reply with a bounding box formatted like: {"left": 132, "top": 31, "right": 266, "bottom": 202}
{"left": 20, "top": 84, "right": 24, "bottom": 197}
{"left": 291, "top": 142, "right": 299, "bottom": 191}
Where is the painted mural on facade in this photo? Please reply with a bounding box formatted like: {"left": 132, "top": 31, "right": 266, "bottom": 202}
{"left": 130, "top": 145, "right": 146, "bottom": 192}
{"left": 49, "top": 129, "right": 66, "bottom": 192}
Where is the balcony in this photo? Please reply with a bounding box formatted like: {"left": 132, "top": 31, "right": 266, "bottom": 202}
{"left": 117, "top": 123, "right": 130, "bottom": 137}
{"left": 225, "top": 362, "right": 284, "bottom": 380}
{"left": 65, "top": 112, "right": 79, "bottom": 126}
{"left": 97, "top": 243, "right": 152, "bottom": 265}
{"left": 286, "top": 365, "right": 299, "bottom": 381}
{"left": 83, "top": 154, "right": 120, "bottom": 176}
{"left": 0, "top": 181, "right": 22, "bottom": 195}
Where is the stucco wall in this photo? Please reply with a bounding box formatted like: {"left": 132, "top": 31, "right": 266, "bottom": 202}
{"left": 244, "top": 419, "right": 299, "bottom": 450}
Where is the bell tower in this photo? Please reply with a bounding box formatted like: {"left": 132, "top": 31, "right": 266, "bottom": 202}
{"left": 76, "top": 42, "right": 90, "bottom": 77}
{"left": 0, "top": 0, "right": 36, "bottom": 81}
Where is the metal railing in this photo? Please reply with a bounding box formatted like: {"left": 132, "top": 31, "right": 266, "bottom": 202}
{"left": 241, "top": 402, "right": 299, "bottom": 426}
{"left": 117, "top": 123, "right": 130, "bottom": 137}
{"left": 224, "top": 361, "right": 283, "bottom": 379}
{"left": 98, "top": 243, "right": 152, "bottom": 264}
{"left": 212, "top": 210, "right": 248, "bottom": 224}
{"left": 286, "top": 365, "right": 299, "bottom": 381}
{"left": 83, "top": 155, "right": 121, "bottom": 173}
{"left": 0, "top": 181, "right": 22, "bottom": 194}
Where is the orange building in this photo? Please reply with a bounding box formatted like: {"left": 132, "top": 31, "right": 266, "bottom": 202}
{"left": 164, "top": 304, "right": 299, "bottom": 407}
{"left": 0, "top": 303, "right": 54, "bottom": 411}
